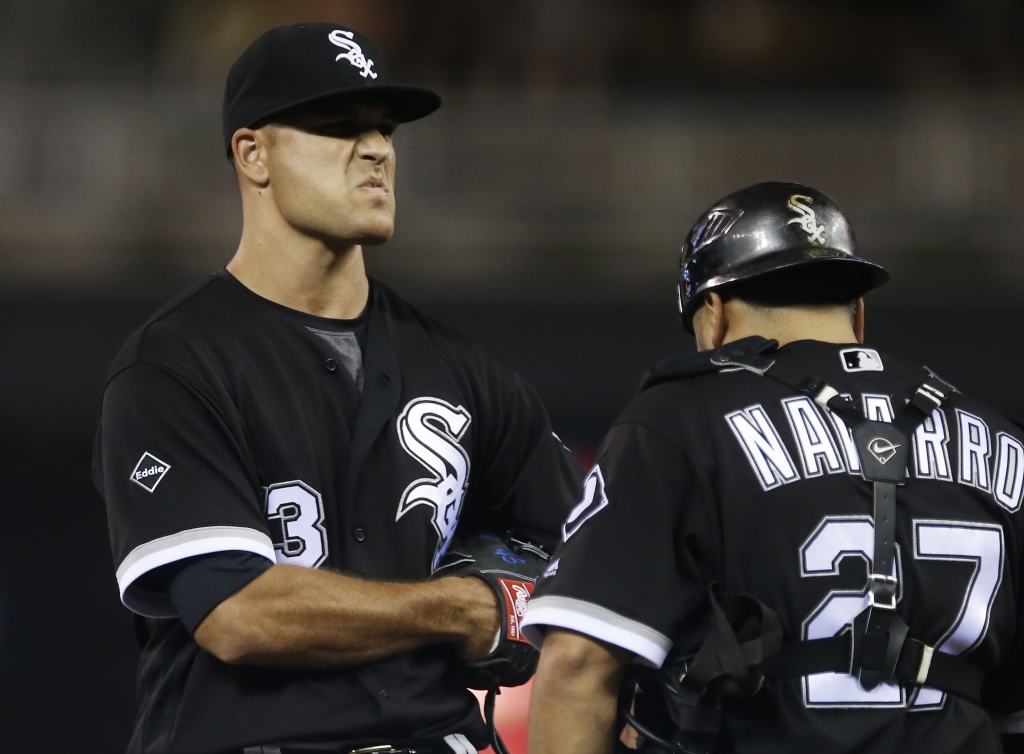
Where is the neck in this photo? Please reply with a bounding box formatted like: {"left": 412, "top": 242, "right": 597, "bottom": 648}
{"left": 722, "top": 305, "right": 858, "bottom": 348}
{"left": 227, "top": 211, "right": 370, "bottom": 320}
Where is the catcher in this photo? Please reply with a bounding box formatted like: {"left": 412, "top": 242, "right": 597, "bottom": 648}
{"left": 524, "top": 183, "right": 1024, "bottom": 754}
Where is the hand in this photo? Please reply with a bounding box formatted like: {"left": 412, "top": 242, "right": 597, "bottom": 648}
{"left": 449, "top": 575, "right": 501, "bottom": 661}
{"left": 431, "top": 532, "right": 552, "bottom": 689}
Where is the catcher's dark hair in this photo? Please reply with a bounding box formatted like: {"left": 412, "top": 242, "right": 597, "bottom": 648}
{"left": 716, "top": 265, "right": 861, "bottom": 317}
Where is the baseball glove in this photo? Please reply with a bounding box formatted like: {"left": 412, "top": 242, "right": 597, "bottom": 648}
{"left": 431, "top": 532, "right": 551, "bottom": 690}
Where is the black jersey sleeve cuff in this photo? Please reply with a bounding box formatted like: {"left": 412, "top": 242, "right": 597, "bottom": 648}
{"left": 520, "top": 594, "right": 672, "bottom": 667}
{"left": 165, "top": 551, "right": 275, "bottom": 634}
{"left": 115, "top": 526, "right": 275, "bottom": 617}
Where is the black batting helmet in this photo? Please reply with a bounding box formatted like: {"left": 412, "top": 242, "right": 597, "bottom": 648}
{"left": 677, "top": 182, "right": 889, "bottom": 333}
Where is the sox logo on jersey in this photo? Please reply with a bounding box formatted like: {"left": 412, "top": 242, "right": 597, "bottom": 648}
{"left": 396, "top": 398, "right": 472, "bottom": 569}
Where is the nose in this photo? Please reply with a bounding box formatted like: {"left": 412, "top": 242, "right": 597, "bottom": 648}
{"left": 355, "top": 129, "right": 392, "bottom": 163}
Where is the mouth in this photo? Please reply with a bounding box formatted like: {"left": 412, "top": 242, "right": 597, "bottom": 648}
{"left": 358, "top": 177, "right": 387, "bottom": 192}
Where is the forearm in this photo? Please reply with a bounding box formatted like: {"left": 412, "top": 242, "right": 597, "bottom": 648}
{"left": 529, "top": 628, "right": 630, "bottom": 754}
{"left": 195, "top": 564, "right": 498, "bottom": 667}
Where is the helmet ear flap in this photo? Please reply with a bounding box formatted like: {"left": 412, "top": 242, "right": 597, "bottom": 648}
{"left": 679, "top": 284, "right": 697, "bottom": 336}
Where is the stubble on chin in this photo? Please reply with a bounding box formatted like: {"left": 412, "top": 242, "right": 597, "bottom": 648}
{"left": 345, "top": 206, "right": 395, "bottom": 246}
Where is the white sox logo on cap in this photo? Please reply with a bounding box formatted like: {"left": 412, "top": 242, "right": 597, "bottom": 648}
{"left": 786, "top": 194, "right": 827, "bottom": 245}
{"left": 328, "top": 29, "right": 377, "bottom": 79}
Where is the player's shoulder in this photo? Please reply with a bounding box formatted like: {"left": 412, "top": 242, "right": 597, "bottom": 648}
{"left": 637, "top": 335, "right": 782, "bottom": 391}
{"left": 813, "top": 342, "right": 1018, "bottom": 432}
{"left": 373, "top": 280, "right": 480, "bottom": 348}
{"left": 637, "top": 349, "right": 726, "bottom": 392}
{"left": 106, "top": 273, "right": 249, "bottom": 384}
{"left": 372, "top": 279, "right": 517, "bottom": 378}
{"left": 625, "top": 337, "right": 773, "bottom": 417}
{"left": 630, "top": 337, "right": 1020, "bottom": 436}
{"left": 939, "top": 378, "right": 1022, "bottom": 438}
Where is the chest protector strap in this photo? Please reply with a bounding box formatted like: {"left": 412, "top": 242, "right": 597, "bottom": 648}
{"left": 713, "top": 338, "right": 978, "bottom": 700}
{"left": 619, "top": 340, "right": 980, "bottom": 753}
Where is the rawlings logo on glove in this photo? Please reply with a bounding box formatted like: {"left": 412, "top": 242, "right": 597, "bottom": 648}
{"left": 498, "top": 578, "right": 533, "bottom": 643}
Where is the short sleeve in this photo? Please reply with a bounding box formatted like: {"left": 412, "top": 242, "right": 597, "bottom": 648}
{"left": 521, "top": 422, "right": 714, "bottom": 667}
{"left": 93, "top": 364, "right": 275, "bottom": 617}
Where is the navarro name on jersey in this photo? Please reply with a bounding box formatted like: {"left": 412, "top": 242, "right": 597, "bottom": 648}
{"left": 727, "top": 395, "right": 1024, "bottom": 512}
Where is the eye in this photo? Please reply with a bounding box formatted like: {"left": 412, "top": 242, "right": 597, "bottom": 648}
{"left": 309, "top": 121, "right": 362, "bottom": 139}
{"left": 308, "top": 120, "right": 397, "bottom": 141}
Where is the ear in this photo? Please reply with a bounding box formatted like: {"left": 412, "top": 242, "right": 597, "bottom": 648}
{"left": 692, "top": 292, "right": 728, "bottom": 352}
{"left": 709, "top": 292, "right": 728, "bottom": 349}
{"left": 231, "top": 127, "right": 270, "bottom": 187}
{"left": 853, "top": 297, "right": 865, "bottom": 344}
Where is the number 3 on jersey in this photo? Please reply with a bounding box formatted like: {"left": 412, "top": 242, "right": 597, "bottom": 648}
{"left": 800, "top": 516, "right": 1003, "bottom": 709}
{"left": 265, "top": 481, "right": 329, "bottom": 568}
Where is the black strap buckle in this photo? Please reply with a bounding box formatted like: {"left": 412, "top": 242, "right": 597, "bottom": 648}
{"left": 772, "top": 633, "right": 983, "bottom": 704}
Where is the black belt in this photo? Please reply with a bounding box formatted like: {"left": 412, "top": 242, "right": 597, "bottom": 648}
{"left": 773, "top": 633, "right": 984, "bottom": 704}
{"left": 245, "top": 741, "right": 456, "bottom": 754}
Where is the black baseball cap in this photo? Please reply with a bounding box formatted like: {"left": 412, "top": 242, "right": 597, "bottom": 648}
{"left": 222, "top": 22, "right": 441, "bottom": 156}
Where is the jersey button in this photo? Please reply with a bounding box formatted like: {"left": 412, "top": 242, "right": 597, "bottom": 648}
{"left": 355, "top": 528, "right": 366, "bottom": 542}
{"left": 325, "top": 358, "right": 339, "bottom": 373}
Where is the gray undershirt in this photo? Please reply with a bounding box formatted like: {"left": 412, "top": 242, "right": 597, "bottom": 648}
{"left": 307, "top": 328, "right": 364, "bottom": 392}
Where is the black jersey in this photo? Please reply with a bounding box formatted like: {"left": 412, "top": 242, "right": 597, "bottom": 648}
{"left": 93, "top": 271, "right": 583, "bottom": 754}
{"left": 523, "top": 340, "right": 1024, "bottom": 754}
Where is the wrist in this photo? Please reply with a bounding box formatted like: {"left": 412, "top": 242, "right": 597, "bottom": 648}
{"left": 443, "top": 576, "right": 500, "bottom": 660}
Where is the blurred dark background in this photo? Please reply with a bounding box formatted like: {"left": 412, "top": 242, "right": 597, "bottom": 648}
{"left": 3, "top": 0, "right": 1024, "bottom": 750}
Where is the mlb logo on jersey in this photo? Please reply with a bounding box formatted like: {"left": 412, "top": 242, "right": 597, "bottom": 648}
{"left": 840, "top": 348, "right": 884, "bottom": 373}
{"left": 129, "top": 452, "right": 171, "bottom": 492}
